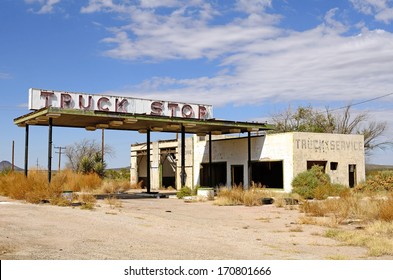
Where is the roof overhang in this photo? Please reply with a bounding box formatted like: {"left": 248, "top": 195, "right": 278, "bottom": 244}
{"left": 14, "top": 107, "right": 275, "bottom": 134}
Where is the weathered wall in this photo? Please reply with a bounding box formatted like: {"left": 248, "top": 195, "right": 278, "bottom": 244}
{"left": 131, "top": 132, "right": 366, "bottom": 192}
{"left": 292, "top": 132, "right": 365, "bottom": 186}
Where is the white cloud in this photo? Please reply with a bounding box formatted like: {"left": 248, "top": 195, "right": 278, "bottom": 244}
{"left": 91, "top": 6, "right": 393, "bottom": 110}
{"left": 139, "top": 0, "right": 182, "bottom": 8}
{"left": 80, "top": 0, "right": 132, "bottom": 14}
{"left": 73, "top": 1, "right": 393, "bottom": 120}
{"left": 350, "top": 0, "right": 393, "bottom": 23}
{"left": 25, "top": 0, "right": 61, "bottom": 14}
{"left": 0, "top": 72, "right": 11, "bottom": 79}
{"left": 235, "top": 0, "right": 272, "bottom": 14}
{"left": 95, "top": 1, "right": 280, "bottom": 61}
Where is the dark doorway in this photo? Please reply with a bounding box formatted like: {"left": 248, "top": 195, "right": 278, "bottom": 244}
{"left": 307, "top": 161, "right": 327, "bottom": 171}
{"left": 349, "top": 164, "right": 357, "bottom": 188}
{"left": 160, "top": 150, "right": 176, "bottom": 188}
{"left": 251, "top": 161, "right": 283, "bottom": 189}
{"left": 231, "top": 165, "right": 244, "bottom": 187}
{"left": 200, "top": 162, "right": 227, "bottom": 187}
{"left": 137, "top": 153, "right": 147, "bottom": 188}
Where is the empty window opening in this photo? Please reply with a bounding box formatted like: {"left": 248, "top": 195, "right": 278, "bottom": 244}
{"left": 250, "top": 161, "right": 284, "bottom": 189}
{"left": 200, "top": 162, "right": 227, "bottom": 187}
{"left": 307, "top": 161, "right": 327, "bottom": 172}
{"left": 330, "top": 162, "right": 338, "bottom": 171}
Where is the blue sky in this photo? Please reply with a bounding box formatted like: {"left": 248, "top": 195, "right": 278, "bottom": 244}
{"left": 1, "top": 0, "right": 393, "bottom": 169}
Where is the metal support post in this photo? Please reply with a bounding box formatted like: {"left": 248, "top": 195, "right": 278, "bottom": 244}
{"left": 181, "top": 125, "right": 186, "bottom": 187}
{"left": 146, "top": 129, "right": 151, "bottom": 193}
{"left": 209, "top": 131, "right": 213, "bottom": 188}
{"left": 24, "top": 124, "right": 29, "bottom": 177}
{"left": 48, "top": 118, "right": 53, "bottom": 183}
{"left": 247, "top": 131, "right": 252, "bottom": 189}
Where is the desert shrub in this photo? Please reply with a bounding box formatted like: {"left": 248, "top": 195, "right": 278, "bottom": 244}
{"left": 99, "top": 179, "right": 132, "bottom": 194}
{"left": 292, "top": 165, "right": 331, "bottom": 199}
{"left": 0, "top": 170, "right": 103, "bottom": 204}
{"left": 50, "top": 169, "right": 102, "bottom": 192}
{"left": 176, "top": 186, "right": 192, "bottom": 199}
{"left": 325, "top": 221, "right": 393, "bottom": 257}
{"left": 313, "top": 183, "right": 347, "bottom": 200}
{"left": 77, "top": 193, "right": 97, "bottom": 210}
{"left": 214, "top": 187, "right": 244, "bottom": 206}
{"left": 105, "top": 168, "right": 130, "bottom": 180}
{"left": 130, "top": 181, "right": 143, "bottom": 189}
{"left": 377, "top": 196, "right": 393, "bottom": 222}
{"left": 243, "top": 188, "right": 268, "bottom": 206}
{"left": 0, "top": 171, "right": 63, "bottom": 203}
{"left": 355, "top": 170, "right": 393, "bottom": 193}
{"left": 214, "top": 187, "right": 271, "bottom": 206}
{"left": 300, "top": 199, "right": 350, "bottom": 224}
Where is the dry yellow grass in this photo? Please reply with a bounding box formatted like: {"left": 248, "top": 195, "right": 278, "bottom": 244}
{"left": 0, "top": 171, "right": 63, "bottom": 203}
{"left": 299, "top": 191, "right": 393, "bottom": 257}
{"left": 97, "top": 179, "right": 133, "bottom": 194}
{"left": 325, "top": 221, "right": 393, "bottom": 257}
{"left": 77, "top": 193, "right": 97, "bottom": 210}
{"left": 52, "top": 170, "right": 102, "bottom": 192}
{"left": 300, "top": 193, "right": 393, "bottom": 226}
{"left": 0, "top": 170, "right": 103, "bottom": 205}
{"left": 214, "top": 187, "right": 271, "bottom": 206}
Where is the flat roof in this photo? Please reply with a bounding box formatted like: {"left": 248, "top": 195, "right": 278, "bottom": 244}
{"left": 14, "top": 107, "right": 274, "bottom": 134}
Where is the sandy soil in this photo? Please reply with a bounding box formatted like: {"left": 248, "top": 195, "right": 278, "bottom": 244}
{"left": 0, "top": 194, "right": 388, "bottom": 260}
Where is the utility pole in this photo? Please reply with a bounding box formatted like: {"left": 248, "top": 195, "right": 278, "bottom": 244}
{"left": 11, "top": 140, "right": 15, "bottom": 172}
{"left": 54, "top": 146, "right": 66, "bottom": 172}
{"left": 101, "top": 128, "right": 105, "bottom": 164}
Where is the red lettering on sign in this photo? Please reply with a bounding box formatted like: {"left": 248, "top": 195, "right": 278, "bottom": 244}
{"left": 198, "top": 105, "right": 207, "bottom": 119}
{"left": 115, "top": 98, "right": 128, "bottom": 113}
{"left": 182, "top": 104, "right": 194, "bottom": 118}
{"left": 168, "top": 103, "right": 179, "bottom": 117}
{"left": 151, "top": 101, "right": 163, "bottom": 116}
{"left": 79, "top": 95, "right": 92, "bottom": 110}
{"left": 98, "top": 97, "right": 110, "bottom": 111}
{"left": 40, "top": 91, "right": 55, "bottom": 107}
{"left": 61, "top": 93, "right": 72, "bottom": 109}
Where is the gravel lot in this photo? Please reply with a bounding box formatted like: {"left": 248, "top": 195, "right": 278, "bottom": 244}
{"left": 0, "top": 194, "right": 387, "bottom": 260}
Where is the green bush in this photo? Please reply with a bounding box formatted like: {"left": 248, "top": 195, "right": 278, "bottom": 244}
{"left": 292, "top": 165, "right": 331, "bottom": 199}
{"left": 176, "top": 187, "right": 192, "bottom": 199}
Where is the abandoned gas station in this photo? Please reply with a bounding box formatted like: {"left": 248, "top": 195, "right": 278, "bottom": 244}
{"left": 131, "top": 132, "right": 366, "bottom": 192}
{"left": 14, "top": 88, "right": 366, "bottom": 193}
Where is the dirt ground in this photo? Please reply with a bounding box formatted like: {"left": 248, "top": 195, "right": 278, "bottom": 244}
{"left": 0, "top": 194, "right": 390, "bottom": 260}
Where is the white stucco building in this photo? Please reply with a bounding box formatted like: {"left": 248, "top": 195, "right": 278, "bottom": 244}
{"left": 131, "top": 132, "right": 366, "bottom": 192}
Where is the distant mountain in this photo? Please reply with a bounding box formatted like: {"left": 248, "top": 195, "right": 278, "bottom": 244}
{"left": 366, "top": 164, "right": 393, "bottom": 171}
{"left": 0, "top": 160, "right": 23, "bottom": 172}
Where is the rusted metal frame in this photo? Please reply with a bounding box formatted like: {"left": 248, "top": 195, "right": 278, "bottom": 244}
{"left": 14, "top": 107, "right": 274, "bottom": 133}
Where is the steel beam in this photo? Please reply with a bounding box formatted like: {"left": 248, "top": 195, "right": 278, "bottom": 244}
{"left": 146, "top": 129, "right": 151, "bottom": 193}
{"left": 209, "top": 131, "right": 213, "bottom": 188}
{"left": 181, "top": 125, "right": 186, "bottom": 187}
{"left": 248, "top": 131, "right": 252, "bottom": 189}
{"left": 24, "top": 124, "right": 29, "bottom": 177}
{"left": 48, "top": 118, "right": 53, "bottom": 183}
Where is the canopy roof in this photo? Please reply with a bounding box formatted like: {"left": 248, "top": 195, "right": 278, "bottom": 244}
{"left": 14, "top": 107, "right": 274, "bottom": 134}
